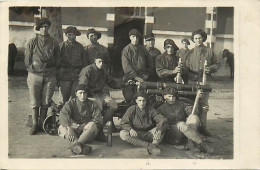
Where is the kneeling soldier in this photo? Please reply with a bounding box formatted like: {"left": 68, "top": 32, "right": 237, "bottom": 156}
{"left": 119, "top": 92, "right": 168, "bottom": 156}
{"left": 58, "top": 84, "right": 103, "bottom": 155}
{"left": 157, "top": 88, "right": 213, "bottom": 153}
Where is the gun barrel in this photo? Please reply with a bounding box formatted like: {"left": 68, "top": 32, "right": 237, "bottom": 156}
{"left": 139, "top": 81, "right": 212, "bottom": 92}
{"left": 146, "top": 89, "right": 197, "bottom": 96}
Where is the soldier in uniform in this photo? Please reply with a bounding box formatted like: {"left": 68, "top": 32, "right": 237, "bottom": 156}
{"left": 24, "top": 18, "right": 61, "bottom": 135}
{"left": 119, "top": 92, "right": 168, "bottom": 156}
{"left": 58, "top": 26, "right": 87, "bottom": 105}
{"left": 176, "top": 38, "right": 191, "bottom": 84}
{"left": 155, "top": 39, "right": 185, "bottom": 82}
{"left": 157, "top": 88, "right": 213, "bottom": 153}
{"left": 187, "top": 29, "right": 219, "bottom": 136}
{"left": 85, "top": 28, "right": 110, "bottom": 70}
{"left": 78, "top": 53, "right": 124, "bottom": 141}
{"left": 121, "top": 29, "right": 153, "bottom": 102}
{"left": 144, "top": 33, "right": 161, "bottom": 81}
{"left": 58, "top": 84, "right": 102, "bottom": 155}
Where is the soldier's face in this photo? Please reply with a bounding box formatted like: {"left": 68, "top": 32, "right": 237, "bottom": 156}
{"left": 182, "top": 43, "right": 188, "bottom": 49}
{"left": 95, "top": 58, "right": 103, "bottom": 69}
{"left": 76, "top": 90, "right": 87, "bottom": 102}
{"left": 145, "top": 39, "right": 155, "bottom": 48}
{"left": 165, "top": 45, "right": 174, "bottom": 54}
{"left": 39, "top": 24, "right": 49, "bottom": 36}
{"left": 194, "top": 34, "right": 203, "bottom": 46}
{"left": 130, "top": 35, "right": 139, "bottom": 45}
{"left": 164, "top": 94, "right": 176, "bottom": 104}
{"left": 88, "top": 33, "right": 98, "bottom": 44}
{"left": 66, "top": 33, "right": 76, "bottom": 42}
{"left": 136, "top": 96, "right": 147, "bottom": 109}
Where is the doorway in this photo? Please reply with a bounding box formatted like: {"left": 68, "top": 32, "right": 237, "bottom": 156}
{"left": 111, "top": 7, "right": 145, "bottom": 77}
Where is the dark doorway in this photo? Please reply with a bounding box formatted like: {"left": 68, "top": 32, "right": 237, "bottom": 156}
{"left": 111, "top": 7, "right": 145, "bottom": 77}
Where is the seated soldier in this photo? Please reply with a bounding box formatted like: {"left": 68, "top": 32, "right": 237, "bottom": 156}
{"left": 157, "top": 87, "right": 213, "bottom": 153}
{"left": 119, "top": 92, "right": 168, "bottom": 156}
{"left": 58, "top": 84, "right": 103, "bottom": 155}
{"left": 78, "top": 53, "right": 124, "bottom": 141}
{"left": 155, "top": 39, "right": 186, "bottom": 83}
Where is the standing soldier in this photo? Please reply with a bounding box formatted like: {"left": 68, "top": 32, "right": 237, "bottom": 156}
{"left": 187, "top": 29, "right": 218, "bottom": 136}
{"left": 144, "top": 33, "right": 161, "bottom": 81}
{"left": 58, "top": 26, "right": 87, "bottom": 105}
{"left": 85, "top": 28, "right": 110, "bottom": 70}
{"left": 121, "top": 29, "right": 153, "bottom": 102}
{"left": 155, "top": 39, "right": 184, "bottom": 82}
{"left": 78, "top": 53, "right": 124, "bottom": 141}
{"left": 176, "top": 38, "right": 191, "bottom": 84}
{"left": 24, "top": 18, "right": 60, "bottom": 135}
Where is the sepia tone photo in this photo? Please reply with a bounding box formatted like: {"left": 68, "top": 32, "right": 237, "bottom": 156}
{"left": 1, "top": 0, "right": 260, "bottom": 169}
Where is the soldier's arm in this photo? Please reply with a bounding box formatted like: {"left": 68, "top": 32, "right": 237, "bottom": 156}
{"left": 24, "top": 38, "right": 35, "bottom": 68}
{"left": 155, "top": 57, "right": 177, "bottom": 77}
{"left": 59, "top": 101, "right": 76, "bottom": 127}
{"left": 120, "top": 106, "right": 134, "bottom": 131}
{"left": 151, "top": 108, "right": 169, "bottom": 132}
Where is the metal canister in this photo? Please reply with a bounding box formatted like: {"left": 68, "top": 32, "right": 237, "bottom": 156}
{"left": 107, "top": 121, "right": 112, "bottom": 147}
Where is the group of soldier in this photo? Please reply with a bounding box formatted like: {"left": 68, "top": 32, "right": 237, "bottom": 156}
{"left": 24, "top": 17, "right": 218, "bottom": 156}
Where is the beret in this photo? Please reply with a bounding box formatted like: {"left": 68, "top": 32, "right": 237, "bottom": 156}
{"left": 162, "top": 87, "right": 179, "bottom": 99}
{"left": 86, "top": 28, "right": 101, "bottom": 39}
{"left": 144, "top": 33, "right": 155, "bottom": 41}
{"left": 35, "top": 18, "right": 51, "bottom": 31}
{"left": 191, "top": 29, "right": 207, "bottom": 43}
{"left": 181, "top": 38, "right": 190, "bottom": 45}
{"left": 75, "top": 84, "right": 89, "bottom": 93}
{"left": 164, "top": 39, "right": 179, "bottom": 52}
{"left": 129, "top": 29, "right": 142, "bottom": 38}
{"left": 133, "top": 92, "right": 149, "bottom": 101}
{"left": 95, "top": 53, "right": 106, "bottom": 60}
{"left": 64, "top": 26, "right": 81, "bottom": 36}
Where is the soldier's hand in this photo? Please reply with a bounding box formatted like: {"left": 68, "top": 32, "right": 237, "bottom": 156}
{"left": 205, "top": 66, "right": 211, "bottom": 73}
{"left": 67, "top": 127, "right": 77, "bottom": 142}
{"left": 173, "top": 66, "right": 182, "bottom": 74}
{"left": 135, "top": 77, "right": 144, "bottom": 82}
{"left": 130, "top": 128, "right": 137, "bottom": 137}
{"left": 153, "top": 130, "right": 162, "bottom": 140}
{"left": 198, "top": 91, "right": 204, "bottom": 98}
{"left": 142, "top": 74, "right": 149, "bottom": 80}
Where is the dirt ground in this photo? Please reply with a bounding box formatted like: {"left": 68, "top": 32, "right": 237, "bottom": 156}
{"left": 7, "top": 59, "right": 234, "bottom": 159}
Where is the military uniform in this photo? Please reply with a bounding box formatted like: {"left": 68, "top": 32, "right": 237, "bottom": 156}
{"left": 58, "top": 40, "right": 86, "bottom": 104}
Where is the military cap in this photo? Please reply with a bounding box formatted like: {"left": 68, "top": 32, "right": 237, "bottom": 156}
{"left": 64, "top": 26, "right": 81, "bottom": 36}
{"left": 86, "top": 28, "right": 101, "bottom": 39}
{"left": 35, "top": 18, "right": 51, "bottom": 31}
{"left": 144, "top": 33, "right": 155, "bottom": 41}
{"left": 181, "top": 38, "right": 190, "bottom": 45}
{"left": 164, "top": 39, "right": 179, "bottom": 52}
{"left": 129, "top": 29, "right": 143, "bottom": 38}
{"left": 94, "top": 53, "right": 106, "bottom": 60}
{"left": 191, "top": 29, "right": 207, "bottom": 42}
{"left": 133, "top": 92, "right": 149, "bottom": 101}
{"left": 162, "top": 87, "right": 179, "bottom": 99}
{"left": 75, "top": 84, "right": 89, "bottom": 93}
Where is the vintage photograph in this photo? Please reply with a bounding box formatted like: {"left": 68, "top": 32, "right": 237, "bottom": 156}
{"left": 7, "top": 6, "right": 234, "bottom": 160}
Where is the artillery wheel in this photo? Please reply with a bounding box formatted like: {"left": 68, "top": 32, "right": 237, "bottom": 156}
{"left": 43, "top": 115, "right": 59, "bottom": 135}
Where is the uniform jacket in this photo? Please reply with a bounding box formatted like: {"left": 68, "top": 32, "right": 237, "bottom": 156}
{"left": 24, "top": 34, "right": 61, "bottom": 77}
{"left": 157, "top": 101, "right": 193, "bottom": 125}
{"left": 121, "top": 43, "right": 153, "bottom": 80}
{"left": 58, "top": 40, "right": 87, "bottom": 81}
{"left": 59, "top": 98, "right": 103, "bottom": 128}
{"left": 85, "top": 43, "right": 110, "bottom": 67}
{"left": 78, "top": 64, "right": 122, "bottom": 95}
{"left": 120, "top": 105, "right": 168, "bottom": 132}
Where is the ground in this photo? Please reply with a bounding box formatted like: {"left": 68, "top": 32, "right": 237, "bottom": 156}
{"left": 7, "top": 58, "right": 234, "bottom": 159}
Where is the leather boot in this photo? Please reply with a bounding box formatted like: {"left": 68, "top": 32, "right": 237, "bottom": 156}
{"left": 199, "top": 108, "right": 212, "bottom": 137}
{"left": 29, "top": 107, "right": 39, "bottom": 135}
